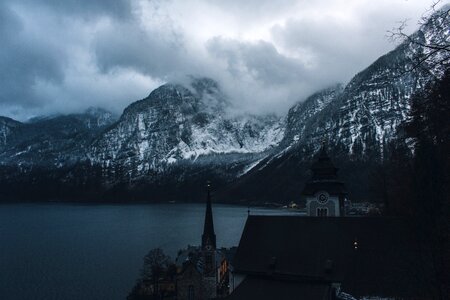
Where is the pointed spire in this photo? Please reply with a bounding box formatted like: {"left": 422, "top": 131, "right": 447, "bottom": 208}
{"left": 202, "top": 181, "right": 216, "bottom": 250}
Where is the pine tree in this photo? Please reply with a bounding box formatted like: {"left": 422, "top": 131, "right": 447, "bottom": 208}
{"left": 408, "top": 70, "right": 450, "bottom": 299}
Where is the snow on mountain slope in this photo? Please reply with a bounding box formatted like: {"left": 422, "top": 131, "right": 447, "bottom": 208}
{"left": 0, "top": 108, "right": 117, "bottom": 166}
{"left": 0, "top": 117, "right": 21, "bottom": 148}
{"left": 0, "top": 7, "right": 447, "bottom": 201}
{"left": 275, "top": 7, "right": 449, "bottom": 161}
{"left": 88, "top": 78, "right": 284, "bottom": 175}
{"left": 282, "top": 84, "right": 343, "bottom": 148}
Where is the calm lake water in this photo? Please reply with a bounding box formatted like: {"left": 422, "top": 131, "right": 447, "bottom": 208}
{"left": 0, "top": 203, "right": 300, "bottom": 300}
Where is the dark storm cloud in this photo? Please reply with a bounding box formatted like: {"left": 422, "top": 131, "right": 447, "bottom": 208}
{"left": 14, "top": 0, "right": 133, "bottom": 20}
{"left": 0, "top": 0, "right": 433, "bottom": 120}
{"left": 0, "top": 0, "right": 140, "bottom": 119}
{"left": 94, "top": 21, "right": 193, "bottom": 78}
{"left": 0, "top": 3, "right": 65, "bottom": 108}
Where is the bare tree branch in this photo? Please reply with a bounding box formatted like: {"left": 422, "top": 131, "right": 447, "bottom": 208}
{"left": 386, "top": 0, "right": 449, "bottom": 76}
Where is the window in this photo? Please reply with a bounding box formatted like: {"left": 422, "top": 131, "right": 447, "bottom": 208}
{"left": 188, "top": 285, "right": 194, "bottom": 300}
{"left": 317, "top": 207, "right": 328, "bottom": 216}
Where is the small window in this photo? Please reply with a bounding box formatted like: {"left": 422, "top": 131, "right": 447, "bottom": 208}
{"left": 317, "top": 207, "right": 328, "bottom": 217}
{"left": 188, "top": 285, "right": 194, "bottom": 300}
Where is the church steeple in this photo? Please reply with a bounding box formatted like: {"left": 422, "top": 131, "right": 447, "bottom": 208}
{"left": 202, "top": 182, "right": 216, "bottom": 250}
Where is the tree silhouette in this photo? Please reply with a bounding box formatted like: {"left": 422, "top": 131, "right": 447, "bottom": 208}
{"left": 407, "top": 70, "right": 450, "bottom": 299}
{"left": 387, "top": 0, "right": 449, "bottom": 72}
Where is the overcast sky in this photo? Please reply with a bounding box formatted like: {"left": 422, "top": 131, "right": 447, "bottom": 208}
{"left": 0, "top": 0, "right": 441, "bottom": 120}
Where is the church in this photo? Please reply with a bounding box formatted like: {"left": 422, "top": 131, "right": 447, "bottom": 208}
{"left": 226, "top": 145, "right": 436, "bottom": 300}
{"left": 176, "top": 183, "right": 232, "bottom": 300}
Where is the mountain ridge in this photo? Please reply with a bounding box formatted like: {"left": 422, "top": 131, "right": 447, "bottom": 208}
{"left": 0, "top": 8, "right": 448, "bottom": 203}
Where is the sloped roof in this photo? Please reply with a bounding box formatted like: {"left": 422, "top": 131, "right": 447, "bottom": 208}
{"left": 302, "top": 145, "right": 347, "bottom": 196}
{"left": 226, "top": 276, "right": 332, "bottom": 300}
{"left": 302, "top": 180, "right": 347, "bottom": 196}
{"left": 233, "top": 216, "right": 435, "bottom": 298}
{"left": 310, "top": 145, "right": 338, "bottom": 181}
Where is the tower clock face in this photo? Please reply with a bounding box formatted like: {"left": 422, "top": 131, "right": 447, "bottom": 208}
{"left": 317, "top": 192, "right": 329, "bottom": 204}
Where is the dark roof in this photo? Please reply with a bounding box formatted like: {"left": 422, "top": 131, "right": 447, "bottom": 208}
{"left": 302, "top": 145, "right": 347, "bottom": 196}
{"left": 233, "top": 216, "right": 435, "bottom": 298}
{"left": 302, "top": 180, "right": 347, "bottom": 196}
{"left": 226, "top": 276, "right": 332, "bottom": 300}
{"left": 202, "top": 184, "right": 216, "bottom": 249}
{"left": 310, "top": 145, "right": 338, "bottom": 181}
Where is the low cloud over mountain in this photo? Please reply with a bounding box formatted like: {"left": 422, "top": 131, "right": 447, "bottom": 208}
{"left": 0, "top": 0, "right": 435, "bottom": 120}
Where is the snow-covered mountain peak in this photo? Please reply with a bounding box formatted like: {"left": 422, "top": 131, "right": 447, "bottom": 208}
{"left": 89, "top": 77, "right": 284, "bottom": 174}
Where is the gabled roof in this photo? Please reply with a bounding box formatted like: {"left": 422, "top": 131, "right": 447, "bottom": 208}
{"left": 233, "top": 216, "right": 435, "bottom": 298}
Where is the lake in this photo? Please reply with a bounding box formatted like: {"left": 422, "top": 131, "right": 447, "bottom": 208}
{"left": 0, "top": 203, "right": 300, "bottom": 300}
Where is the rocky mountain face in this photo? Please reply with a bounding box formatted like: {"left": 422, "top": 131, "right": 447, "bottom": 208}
{"left": 0, "top": 8, "right": 447, "bottom": 202}
{"left": 277, "top": 13, "right": 447, "bottom": 159}
{"left": 88, "top": 78, "right": 284, "bottom": 179}
{"left": 0, "top": 108, "right": 116, "bottom": 167}
{"left": 283, "top": 5, "right": 448, "bottom": 158}
{"left": 0, "top": 117, "right": 21, "bottom": 149}
{"left": 281, "top": 84, "right": 344, "bottom": 149}
{"left": 222, "top": 7, "right": 449, "bottom": 203}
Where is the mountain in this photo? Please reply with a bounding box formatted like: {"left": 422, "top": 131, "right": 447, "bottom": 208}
{"left": 281, "top": 84, "right": 344, "bottom": 149}
{"left": 0, "top": 78, "right": 285, "bottom": 201}
{"left": 0, "top": 8, "right": 447, "bottom": 202}
{"left": 221, "top": 7, "right": 449, "bottom": 203}
{"left": 0, "top": 116, "right": 22, "bottom": 149}
{"left": 88, "top": 78, "right": 284, "bottom": 179}
{"left": 0, "top": 108, "right": 117, "bottom": 167}
{"left": 284, "top": 5, "right": 448, "bottom": 157}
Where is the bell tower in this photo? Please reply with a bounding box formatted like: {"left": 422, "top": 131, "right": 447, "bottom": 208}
{"left": 302, "top": 144, "right": 348, "bottom": 216}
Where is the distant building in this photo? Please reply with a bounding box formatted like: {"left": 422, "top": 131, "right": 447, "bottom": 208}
{"left": 176, "top": 184, "right": 232, "bottom": 300}
{"left": 302, "top": 144, "right": 348, "bottom": 216}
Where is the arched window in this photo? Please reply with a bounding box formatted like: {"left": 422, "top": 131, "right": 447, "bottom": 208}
{"left": 317, "top": 207, "right": 328, "bottom": 216}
